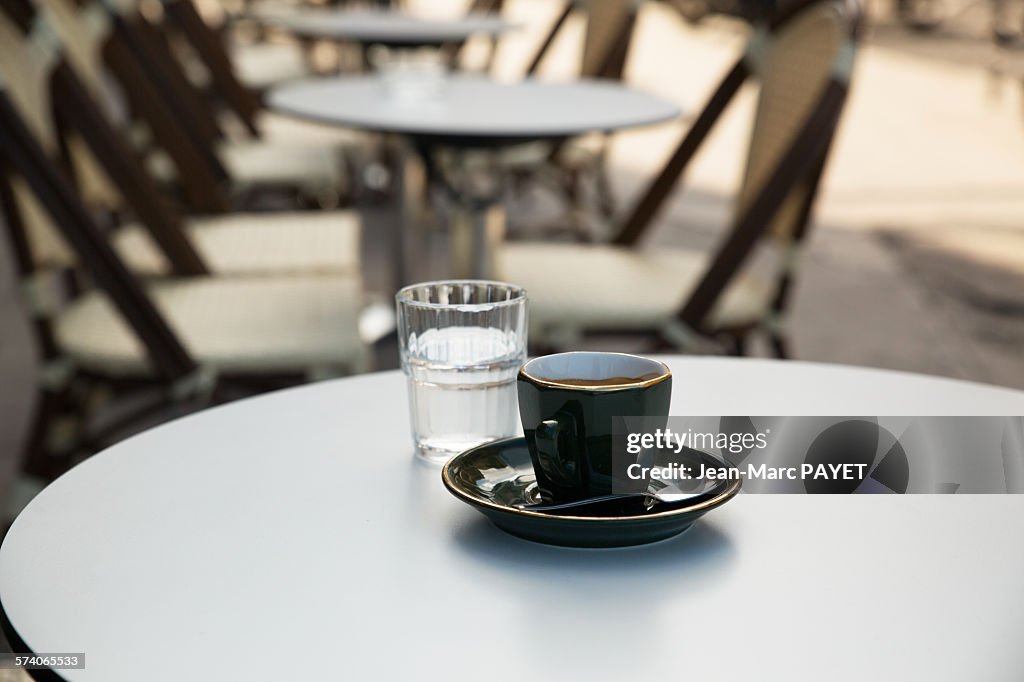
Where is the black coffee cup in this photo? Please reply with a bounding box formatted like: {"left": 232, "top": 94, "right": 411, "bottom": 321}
{"left": 517, "top": 352, "right": 672, "bottom": 502}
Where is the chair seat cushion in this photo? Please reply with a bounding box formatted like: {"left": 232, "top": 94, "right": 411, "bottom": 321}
{"left": 219, "top": 140, "right": 347, "bottom": 191}
{"left": 55, "top": 276, "right": 366, "bottom": 377}
{"left": 112, "top": 211, "right": 361, "bottom": 276}
{"left": 496, "top": 243, "right": 770, "bottom": 332}
{"left": 230, "top": 41, "right": 309, "bottom": 90}
{"left": 256, "top": 111, "right": 364, "bottom": 149}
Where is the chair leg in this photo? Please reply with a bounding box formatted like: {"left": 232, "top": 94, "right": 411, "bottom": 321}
{"left": 19, "top": 384, "right": 88, "bottom": 481}
{"left": 19, "top": 389, "right": 64, "bottom": 480}
{"left": 726, "top": 333, "right": 748, "bottom": 357}
{"left": 769, "top": 333, "right": 791, "bottom": 359}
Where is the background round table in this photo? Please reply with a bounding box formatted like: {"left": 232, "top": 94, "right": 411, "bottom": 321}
{"left": 267, "top": 75, "right": 681, "bottom": 145}
{"left": 254, "top": 8, "right": 516, "bottom": 47}
{"left": 268, "top": 75, "right": 681, "bottom": 281}
{"left": 3, "top": 357, "right": 1024, "bottom": 681}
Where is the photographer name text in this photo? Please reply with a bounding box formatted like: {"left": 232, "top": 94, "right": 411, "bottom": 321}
{"left": 627, "top": 462, "right": 867, "bottom": 481}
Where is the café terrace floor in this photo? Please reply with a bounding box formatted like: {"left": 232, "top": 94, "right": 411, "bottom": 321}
{"left": 2, "top": 1, "right": 1024, "bottom": 529}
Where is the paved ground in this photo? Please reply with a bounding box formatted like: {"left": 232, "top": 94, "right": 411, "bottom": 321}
{"left": 2, "top": 1, "right": 1024, "bottom": 635}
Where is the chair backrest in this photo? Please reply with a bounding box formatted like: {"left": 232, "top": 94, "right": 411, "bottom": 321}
{"left": 4, "top": 0, "right": 119, "bottom": 223}
{"left": 40, "top": 0, "right": 108, "bottom": 98}
{"left": 0, "top": 63, "right": 197, "bottom": 381}
{"left": 0, "top": 3, "right": 73, "bottom": 269}
{"left": 34, "top": 0, "right": 230, "bottom": 213}
{"left": 524, "top": 0, "right": 638, "bottom": 79}
{"left": 613, "top": 0, "right": 862, "bottom": 333}
{"left": 161, "top": 0, "right": 261, "bottom": 134}
{"left": 0, "top": 0, "right": 120, "bottom": 216}
{"left": 580, "top": 0, "right": 636, "bottom": 80}
{"left": 114, "top": 0, "right": 227, "bottom": 146}
{"left": 735, "top": 0, "right": 853, "bottom": 242}
{"left": 0, "top": 1, "right": 208, "bottom": 276}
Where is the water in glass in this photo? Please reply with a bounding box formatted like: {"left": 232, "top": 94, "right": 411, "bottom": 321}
{"left": 397, "top": 281, "right": 527, "bottom": 464}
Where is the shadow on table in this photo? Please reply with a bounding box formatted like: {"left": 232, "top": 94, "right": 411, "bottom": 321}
{"left": 452, "top": 514, "right": 736, "bottom": 582}
{"left": 449, "top": 517, "right": 737, "bottom": 657}
{"left": 445, "top": 516, "right": 736, "bottom": 658}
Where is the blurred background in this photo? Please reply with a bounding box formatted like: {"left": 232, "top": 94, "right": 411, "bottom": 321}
{"left": 1, "top": 0, "right": 1023, "bottom": 531}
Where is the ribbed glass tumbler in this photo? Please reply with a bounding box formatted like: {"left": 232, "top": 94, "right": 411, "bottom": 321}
{"left": 396, "top": 281, "right": 528, "bottom": 464}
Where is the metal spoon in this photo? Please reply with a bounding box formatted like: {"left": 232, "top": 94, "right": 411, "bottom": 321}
{"left": 517, "top": 489, "right": 718, "bottom": 516}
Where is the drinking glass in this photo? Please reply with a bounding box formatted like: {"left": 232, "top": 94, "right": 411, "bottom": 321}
{"left": 396, "top": 280, "right": 527, "bottom": 464}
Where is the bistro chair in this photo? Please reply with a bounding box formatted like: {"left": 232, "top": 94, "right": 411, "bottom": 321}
{"left": 498, "top": 0, "right": 863, "bottom": 358}
{"left": 158, "top": 0, "right": 365, "bottom": 151}
{"left": 36, "top": 0, "right": 353, "bottom": 211}
{"left": 0, "top": 0, "right": 222, "bottom": 213}
{"left": 0, "top": 14, "right": 369, "bottom": 481}
{"left": 2, "top": 0, "right": 363, "bottom": 279}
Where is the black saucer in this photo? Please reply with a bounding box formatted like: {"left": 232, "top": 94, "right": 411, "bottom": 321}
{"left": 442, "top": 437, "right": 741, "bottom": 548}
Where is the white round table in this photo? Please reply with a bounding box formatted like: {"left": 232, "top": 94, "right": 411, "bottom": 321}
{"left": 3, "top": 357, "right": 1024, "bottom": 680}
{"left": 254, "top": 9, "right": 516, "bottom": 47}
{"left": 268, "top": 75, "right": 680, "bottom": 281}
{"left": 267, "top": 75, "right": 681, "bottom": 144}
